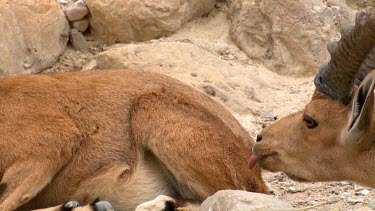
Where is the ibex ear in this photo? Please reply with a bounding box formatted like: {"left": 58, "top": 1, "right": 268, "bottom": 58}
{"left": 342, "top": 70, "right": 375, "bottom": 143}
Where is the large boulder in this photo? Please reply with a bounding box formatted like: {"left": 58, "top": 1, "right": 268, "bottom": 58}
{"left": 228, "top": 0, "right": 354, "bottom": 75}
{"left": 85, "top": 0, "right": 216, "bottom": 44}
{"left": 0, "top": 0, "right": 69, "bottom": 76}
{"left": 199, "top": 190, "right": 296, "bottom": 211}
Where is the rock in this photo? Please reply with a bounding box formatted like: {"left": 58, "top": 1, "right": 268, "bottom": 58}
{"left": 0, "top": 0, "right": 69, "bottom": 76}
{"left": 85, "top": 0, "right": 216, "bottom": 44}
{"left": 340, "top": 181, "right": 351, "bottom": 185}
{"left": 359, "top": 189, "right": 370, "bottom": 196}
{"left": 327, "top": 196, "right": 340, "bottom": 204}
{"left": 228, "top": 0, "right": 354, "bottom": 75}
{"left": 347, "top": 197, "right": 364, "bottom": 204}
{"left": 368, "top": 200, "right": 375, "bottom": 210}
{"left": 199, "top": 190, "right": 296, "bottom": 211}
{"left": 307, "top": 200, "right": 318, "bottom": 206}
{"left": 347, "top": 197, "right": 357, "bottom": 204}
{"left": 70, "top": 29, "right": 89, "bottom": 52}
{"left": 65, "top": 0, "right": 89, "bottom": 21}
{"left": 288, "top": 187, "right": 297, "bottom": 193}
{"left": 263, "top": 114, "right": 278, "bottom": 121}
{"left": 82, "top": 60, "right": 97, "bottom": 70}
{"left": 202, "top": 86, "right": 217, "bottom": 97}
{"left": 357, "top": 198, "right": 365, "bottom": 203}
{"left": 71, "top": 19, "right": 90, "bottom": 32}
{"left": 340, "top": 191, "right": 351, "bottom": 198}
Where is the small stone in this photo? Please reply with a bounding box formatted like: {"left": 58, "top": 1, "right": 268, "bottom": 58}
{"left": 202, "top": 86, "right": 216, "bottom": 97}
{"left": 288, "top": 187, "right": 297, "bottom": 193}
{"left": 340, "top": 181, "right": 351, "bottom": 185}
{"left": 354, "top": 184, "right": 364, "bottom": 191}
{"left": 347, "top": 197, "right": 363, "bottom": 204}
{"left": 340, "top": 192, "right": 351, "bottom": 198}
{"left": 227, "top": 54, "right": 235, "bottom": 60}
{"left": 307, "top": 200, "right": 318, "bottom": 206}
{"left": 190, "top": 73, "right": 198, "bottom": 77}
{"left": 359, "top": 189, "right": 370, "bottom": 196}
{"left": 368, "top": 200, "right": 375, "bottom": 210}
{"left": 347, "top": 197, "right": 357, "bottom": 204}
{"left": 263, "top": 114, "right": 278, "bottom": 121}
{"left": 70, "top": 29, "right": 89, "bottom": 52}
{"left": 23, "top": 62, "right": 31, "bottom": 68}
{"left": 278, "top": 175, "right": 288, "bottom": 182}
{"left": 328, "top": 196, "right": 340, "bottom": 204}
{"left": 356, "top": 198, "right": 365, "bottom": 203}
{"left": 65, "top": 0, "right": 89, "bottom": 21}
{"left": 71, "top": 19, "right": 89, "bottom": 32}
{"left": 82, "top": 60, "right": 97, "bottom": 70}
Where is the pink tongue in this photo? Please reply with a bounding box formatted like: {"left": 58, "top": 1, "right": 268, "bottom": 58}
{"left": 248, "top": 155, "right": 260, "bottom": 170}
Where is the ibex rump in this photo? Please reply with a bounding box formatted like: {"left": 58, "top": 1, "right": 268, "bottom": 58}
{"left": 250, "top": 8, "right": 375, "bottom": 187}
{"left": 0, "top": 70, "right": 267, "bottom": 210}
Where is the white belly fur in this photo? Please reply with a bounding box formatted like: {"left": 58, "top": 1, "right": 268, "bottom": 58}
{"left": 107, "top": 152, "right": 177, "bottom": 211}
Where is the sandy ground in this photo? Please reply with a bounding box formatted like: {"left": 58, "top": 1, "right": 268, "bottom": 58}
{"left": 48, "top": 2, "right": 374, "bottom": 210}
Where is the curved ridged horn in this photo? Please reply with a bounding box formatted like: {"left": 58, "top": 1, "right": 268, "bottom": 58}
{"left": 355, "top": 46, "right": 375, "bottom": 85}
{"left": 314, "top": 8, "right": 375, "bottom": 105}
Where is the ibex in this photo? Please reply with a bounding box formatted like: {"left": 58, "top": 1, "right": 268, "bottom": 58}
{"left": 0, "top": 68, "right": 268, "bottom": 210}
{"left": 249, "top": 8, "right": 375, "bottom": 187}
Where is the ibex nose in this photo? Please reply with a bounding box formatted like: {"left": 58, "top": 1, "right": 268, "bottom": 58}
{"left": 256, "top": 134, "right": 263, "bottom": 142}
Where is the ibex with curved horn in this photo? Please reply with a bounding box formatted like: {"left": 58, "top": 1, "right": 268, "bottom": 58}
{"left": 250, "top": 8, "right": 375, "bottom": 187}
{"left": 0, "top": 68, "right": 267, "bottom": 209}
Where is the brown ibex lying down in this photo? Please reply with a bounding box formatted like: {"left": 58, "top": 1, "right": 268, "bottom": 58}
{"left": 0, "top": 69, "right": 268, "bottom": 210}
{"left": 249, "top": 8, "right": 375, "bottom": 187}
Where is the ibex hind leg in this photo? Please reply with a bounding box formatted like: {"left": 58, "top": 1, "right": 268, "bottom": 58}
{"left": 131, "top": 91, "right": 268, "bottom": 204}
{"left": 0, "top": 161, "right": 57, "bottom": 210}
{"left": 135, "top": 195, "right": 199, "bottom": 211}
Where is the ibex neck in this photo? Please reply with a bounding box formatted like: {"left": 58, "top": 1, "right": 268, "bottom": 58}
{"left": 346, "top": 143, "right": 375, "bottom": 188}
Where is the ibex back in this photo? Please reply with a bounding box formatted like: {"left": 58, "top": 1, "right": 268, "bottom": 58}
{"left": 0, "top": 70, "right": 267, "bottom": 210}
{"left": 250, "top": 8, "right": 375, "bottom": 187}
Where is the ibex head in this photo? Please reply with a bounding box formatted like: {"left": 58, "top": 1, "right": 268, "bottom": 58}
{"left": 250, "top": 8, "right": 375, "bottom": 186}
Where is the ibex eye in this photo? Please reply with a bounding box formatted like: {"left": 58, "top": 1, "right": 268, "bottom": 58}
{"left": 303, "top": 114, "right": 318, "bottom": 129}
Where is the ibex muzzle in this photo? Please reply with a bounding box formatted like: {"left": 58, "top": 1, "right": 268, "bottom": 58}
{"left": 250, "top": 8, "right": 375, "bottom": 187}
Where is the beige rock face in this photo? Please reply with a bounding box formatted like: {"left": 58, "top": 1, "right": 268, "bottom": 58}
{"left": 199, "top": 190, "right": 296, "bottom": 211}
{"left": 85, "top": 0, "right": 216, "bottom": 44}
{"left": 96, "top": 41, "right": 268, "bottom": 115}
{"left": 0, "top": 0, "right": 69, "bottom": 76}
{"left": 228, "top": 0, "right": 353, "bottom": 75}
{"left": 96, "top": 40, "right": 312, "bottom": 118}
{"left": 346, "top": 0, "right": 375, "bottom": 9}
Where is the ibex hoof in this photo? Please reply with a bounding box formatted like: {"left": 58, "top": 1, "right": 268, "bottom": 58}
{"left": 64, "top": 200, "right": 80, "bottom": 209}
{"left": 93, "top": 201, "right": 114, "bottom": 211}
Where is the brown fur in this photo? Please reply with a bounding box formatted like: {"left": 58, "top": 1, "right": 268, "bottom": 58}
{"left": 0, "top": 69, "right": 267, "bottom": 210}
{"left": 253, "top": 71, "right": 375, "bottom": 187}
